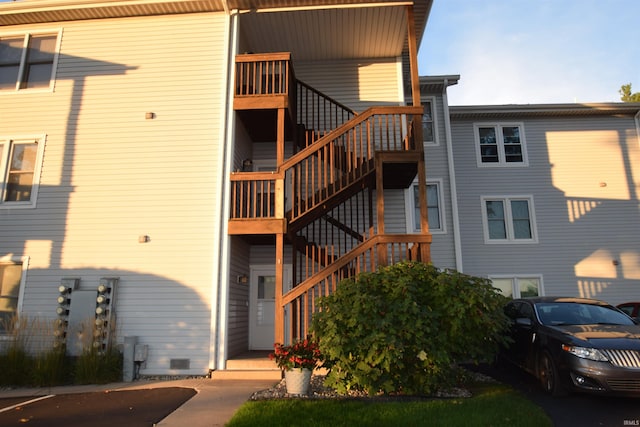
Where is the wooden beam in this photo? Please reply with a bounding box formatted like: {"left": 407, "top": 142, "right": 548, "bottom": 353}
{"left": 417, "top": 151, "right": 430, "bottom": 236}
{"left": 234, "top": 95, "right": 289, "bottom": 110}
{"left": 277, "top": 108, "right": 285, "bottom": 166}
{"left": 274, "top": 233, "right": 284, "bottom": 344}
{"left": 227, "top": 219, "right": 286, "bottom": 234}
{"left": 375, "top": 154, "right": 385, "bottom": 234}
{"left": 406, "top": 5, "right": 421, "bottom": 108}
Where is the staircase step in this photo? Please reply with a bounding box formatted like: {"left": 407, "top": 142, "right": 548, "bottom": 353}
{"left": 226, "top": 357, "right": 278, "bottom": 370}
{"left": 227, "top": 351, "right": 278, "bottom": 371}
{"left": 210, "top": 369, "right": 283, "bottom": 380}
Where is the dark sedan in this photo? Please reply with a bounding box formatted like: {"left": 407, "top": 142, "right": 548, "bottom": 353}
{"left": 617, "top": 302, "right": 640, "bottom": 321}
{"left": 500, "top": 296, "right": 640, "bottom": 396}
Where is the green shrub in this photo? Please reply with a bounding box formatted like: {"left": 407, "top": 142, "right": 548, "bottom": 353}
{"left": 0, "top": 314, "right": 122, "bottom": 387}
{"left": 0, "top": 315, "right": 35, "bottom": 386}
{"left": 74, "top": 346, "right": 123, "bottom": 385}
{"left": 31, "top": 346, "right": 69, "bottom": 386}
{"left": 311, "top": 261, "right": 510, "bottom": 396}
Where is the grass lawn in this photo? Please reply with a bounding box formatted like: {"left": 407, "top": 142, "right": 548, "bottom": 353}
{"left": 226, "top": 382, "right": 552, "bottom": 427}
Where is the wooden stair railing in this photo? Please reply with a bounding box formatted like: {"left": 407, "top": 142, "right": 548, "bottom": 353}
{"left": 282, "top": 106, "right": 423, "bottom": 225}
{"left": 283, "top": 234, "right": 432, "bottom": 342}
{"left": 296, "top": 80, "right": 356, "bottom": 148}
{"left": 228, "top": 106, "right": 422, "bottom": 224}
{"left": 292, "top": 187, "right": 373, "bottom": 285}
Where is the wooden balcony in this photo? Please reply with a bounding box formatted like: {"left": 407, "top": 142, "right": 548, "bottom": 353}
{"left": 234, "top": 53, "right": 296, "bottom": 142}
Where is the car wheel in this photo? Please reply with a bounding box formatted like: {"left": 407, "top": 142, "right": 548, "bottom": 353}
{"left": 538, "top": 352, "right": 566, "bottom": 396}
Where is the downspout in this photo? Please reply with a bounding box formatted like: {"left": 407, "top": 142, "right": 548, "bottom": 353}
{"left": 635, "top": 110, "right": 640, "bottom": 146}
{"left": 210, "top": 5, "right": 239, "bottom": 372}
{"left": 442, "top": 80, "right": 463, "bottom": 271}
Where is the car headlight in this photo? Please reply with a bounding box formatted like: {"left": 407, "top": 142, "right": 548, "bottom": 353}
{"left": 561, "top": 344, "right": 609, "bottom": 362}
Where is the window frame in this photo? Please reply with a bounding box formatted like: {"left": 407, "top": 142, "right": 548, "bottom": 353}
{"left": 0, "top": 135, "right": 47, "bottom": 209}
{"left": 473, "top": 122, "right": 528, "bottom": 167}
{"left": 421, "top": 97, "right": 439, "bottom": 146}
{"left": 0, "top": 256, "right": 29, "bottom": 337}
{"left": 0, "top": 29, "right": 62, "bottom": 94}
{"left": 481, "top": 195, "right": 538, "bottom": 244}
{"left": 405, "top": 178, "right": 446, "bottom": 234}
{"left": 489, "top": 275, "right": 544, "bottom": 299}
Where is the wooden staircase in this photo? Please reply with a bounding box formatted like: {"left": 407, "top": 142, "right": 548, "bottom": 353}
{"left": 229, "top": 53, "right": 431, "bottom": 344}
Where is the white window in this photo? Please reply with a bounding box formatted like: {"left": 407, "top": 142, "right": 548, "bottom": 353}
{"left": 0, "top": 135, "right": 46, "bottom": 208}
{"left": 490, "top": 276, "right": 542, "bottom": 299}
{"left": 422, "top": 99, "right": 438, "bottom": 145}
{"left": 0, "top": 31, "right": 61, "bottom": 92}
{"left": 481, "top": 196, "right": 537, "bottom": 243}
{"left": 406, "top": 179, "right": 445, "bottom": 233}
{"left": 0, "top": 257, "right": 28, "bottom": 334}
{"left": 474, "top": 123, "right": 527, "bottom": 166}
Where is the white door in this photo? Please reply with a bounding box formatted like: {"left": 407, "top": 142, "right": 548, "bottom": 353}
{"left": 249, "top": 265, "right": 292, "bottom": 350}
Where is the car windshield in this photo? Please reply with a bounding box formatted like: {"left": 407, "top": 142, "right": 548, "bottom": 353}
{"left": 535, "top": 302, "right": 635, "bottom": 326}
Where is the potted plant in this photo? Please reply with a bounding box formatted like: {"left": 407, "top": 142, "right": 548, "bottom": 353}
{"left": 269, "top": 337, "right": 321, "bottom": 395}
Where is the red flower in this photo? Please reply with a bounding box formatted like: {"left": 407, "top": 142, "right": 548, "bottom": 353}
{"left": 269, "top": 337, "right": 322, "bottom": 371}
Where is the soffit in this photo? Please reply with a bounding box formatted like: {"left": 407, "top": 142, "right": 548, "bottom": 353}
{"left": 0, "top": 1, "right": 224, "bottom": 25}
{"left": 1, "top": 1, "right": 429, "bottom": 61}
{"left": 239, "top": 6, "right": 408, "bottom": 61}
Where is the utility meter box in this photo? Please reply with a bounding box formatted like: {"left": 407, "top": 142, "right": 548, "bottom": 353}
{"left": 134, "top": 344, "right": 148, "bottom": 362}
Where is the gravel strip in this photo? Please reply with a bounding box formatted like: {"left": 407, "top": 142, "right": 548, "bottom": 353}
{"left": 248, "top": 373, "right": 488, "bottom": 401}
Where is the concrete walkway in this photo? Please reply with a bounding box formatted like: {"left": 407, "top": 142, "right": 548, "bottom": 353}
{"left": 0, "top": 377, "right": 280, "bottom": 427}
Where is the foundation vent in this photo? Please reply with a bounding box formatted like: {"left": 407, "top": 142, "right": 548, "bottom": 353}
{"left": 170, "top": 359, "right": 190, "bottom": 370}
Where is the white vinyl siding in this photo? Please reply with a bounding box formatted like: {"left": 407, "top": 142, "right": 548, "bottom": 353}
{"left": 295, "top": 57, "right": 403, "bottom": 111}
{"left": 227, "top": 236, "right": 251, "bottom": 357}
{"left": 452, "top": 113, "right": 640, "bottom": 305}
{"left": 0, "top": 13, "right": 228, "bottom": 375}
{"left": 423, "top": 94, "right": 456, "bottom": 269}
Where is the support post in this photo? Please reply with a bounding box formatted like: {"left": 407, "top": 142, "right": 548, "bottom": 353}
{"left": 274, "top": 233, "right": 285, "bottom": 344}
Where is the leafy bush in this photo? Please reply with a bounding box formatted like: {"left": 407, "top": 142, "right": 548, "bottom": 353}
{"left": 311, "top": 261, "right": 510, "bottom": 396}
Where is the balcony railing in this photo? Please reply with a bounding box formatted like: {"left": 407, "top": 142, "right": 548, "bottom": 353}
{"left": 282, "top": 234, "right": 432, "bottom": 342}
{"left": 235, "top": 52, "right": 294, "bottom": 97}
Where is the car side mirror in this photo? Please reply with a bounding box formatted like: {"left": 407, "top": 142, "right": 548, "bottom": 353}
{"left": 515, "top": 317, "right": 533, "bottom": 327}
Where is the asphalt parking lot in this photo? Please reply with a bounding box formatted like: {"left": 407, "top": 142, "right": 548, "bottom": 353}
{"left": 470, "top": 363, "right": 640, "bottom": 427}
{"left": 0, "top": 387, "right": 196, "bottom": 427}
{"left": 1, "top": 369, "right": 639, "bottom": 427}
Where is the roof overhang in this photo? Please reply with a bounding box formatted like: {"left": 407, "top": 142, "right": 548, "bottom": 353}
{"left": 449, "top": 103, "right": 640, "bottom": 120}
{"left": 417, "top": 74, "right": 460, "bottom": 94}
{"left": 1, "top": 1, "right": 431, "bottom": 62}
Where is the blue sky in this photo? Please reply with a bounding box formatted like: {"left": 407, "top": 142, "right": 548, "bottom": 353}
{"left": 419, "top": 0, "right": 640, "bottom": 105}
